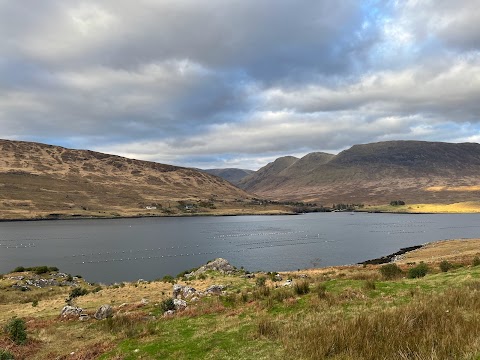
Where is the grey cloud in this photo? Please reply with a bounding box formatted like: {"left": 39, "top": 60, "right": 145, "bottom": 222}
{"left": 1, "top": 1, "right": 480, "bottom": 169}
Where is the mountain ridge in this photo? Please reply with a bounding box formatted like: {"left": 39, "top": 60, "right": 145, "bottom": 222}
{"left": 237, "top": 140, "right": 480, "bottom": 205}
{"left": 0, "top": 139, "right": 263, "bottom": 219}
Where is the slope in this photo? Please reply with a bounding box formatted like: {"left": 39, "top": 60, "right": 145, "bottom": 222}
{"left": 239, "top": 141, "right": 480, "bottom": 205}
{"left": 0, "top": 139, "right": 255, "bottom": 219}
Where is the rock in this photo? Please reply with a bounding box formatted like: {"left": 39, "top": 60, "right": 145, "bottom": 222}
{"left": 182, "top": 286, "right": 197, "bottom": 298}
{"left": 298, "top": 274, "right": 309, "bottom": 279}
{"left": 173, "top": 284, "right": 184, "bottom": 298}
{"left": 94, "top": 304, "right": 113, "bottom": 320}
{"left": 205, "top": 284, "right": 226, "bottom": 295}
{"left": 274, "top": 274, "right": 283, "bottom": 281}
{"left": 79, "top": 314, "right": 90, "bottom": 321}
{"left": 193, "top": 258, "right": 236, "bottom": 276}
{"left": 283, "top": 280, "right": 293, "bottom": 287}
{"left": 61, "top": 305, "right": 83, "bottom": 317}
{"left": 140, "top": 298, "right": 149, "bottom": 305}
{"left": 190, "top": 296, "right": 200, "bottom": 302}
{"left": 163, "top": 310, "right": 175, "bottom": 317}
{"left": 241, "top": 273, "right": 255, "bottom": 279}
{"left": 173, "top": 298, "right": 187, "bottom": 311}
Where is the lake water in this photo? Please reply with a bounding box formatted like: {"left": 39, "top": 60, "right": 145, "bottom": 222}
{"left": 1, "top": 213, "right": 480, "bottom": 283}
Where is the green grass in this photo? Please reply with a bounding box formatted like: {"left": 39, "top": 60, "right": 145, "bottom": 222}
{"left": 101, "top": 315, "right": 281, "bottom": 359}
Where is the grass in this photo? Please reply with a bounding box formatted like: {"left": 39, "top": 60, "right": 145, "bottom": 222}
{"left": 364, "top": 201, "right": 480, "bottom": 213}
{"left": 3, "top": 242, "right": 480, "bottom": 358}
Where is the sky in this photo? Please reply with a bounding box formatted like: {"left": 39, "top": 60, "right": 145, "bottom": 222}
{"left": 1, "top": 0, "right": 480, "bottom": 170}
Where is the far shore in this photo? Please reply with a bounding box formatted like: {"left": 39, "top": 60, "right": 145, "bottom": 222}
{"left": 3, "top": 202, "right": 480, "bottom": 222}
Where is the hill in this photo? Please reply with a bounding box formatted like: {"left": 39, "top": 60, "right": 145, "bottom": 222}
{"left": 203, "top": 168, "right": 254, "bottom": 185}
{"left": 238, "top": 141, "right": 480, "bottom": 205}
{"left": 0, "top": 139, "right": 289, "bottom": 220}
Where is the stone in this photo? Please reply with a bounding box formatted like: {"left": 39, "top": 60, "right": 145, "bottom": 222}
{"left": 94, "top": 304, "right": 113, "bottom": 320}
{"left": 182, "top": 286, "right": 197, "bottom": 298}
{"left": 163, "top": 310, "right": 175, "bottom": 317}
{"left": 283, "top": 280, "right": 293, "bottom": 287}
{"left": 79, "top": 314, "right": 90, "bottom": 321}
{"left": 173, "top": 298, "right": 187, "bottom": 311}
{"left": 61, "top": 305, "right": 83, "bottom": 317}
{"left": 241, "top": 273, "right": 255, "bottom": 279}
{"left": 193, "top": 258, "right": 235, "bottom": 276}
{"left": 205, "top": 284, "right": 226, "bottom": 295}
{"left": 173, "top": 284, "right": 184, "bottom": 298}
{"left": 140, "top": 298, "right": 149, "bottom": 305}
{"left": 274, "top": 274, "right": 283, "bottom": 281}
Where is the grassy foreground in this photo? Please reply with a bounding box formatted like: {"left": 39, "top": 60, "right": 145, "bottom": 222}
{"left": 364, "top": 201, "right": 480, "bottom": 213}
{"left": 1, "top": 240, "right": 480, "bottom": 359}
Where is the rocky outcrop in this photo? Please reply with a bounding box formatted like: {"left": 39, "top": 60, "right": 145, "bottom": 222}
{"left": 94, "top": 304, "right": 113, "bottom": 320}
{"left": 188, "top": 258, "right": 236, "bottom": 277}
{"left": 173, "top": 299, "right": 187, "bottom": 311}
{"left": 205, "top": 284, "right": 226, "bottom": 295}
{"left": 61, "top": 305, "right": 83, "bottom": 317}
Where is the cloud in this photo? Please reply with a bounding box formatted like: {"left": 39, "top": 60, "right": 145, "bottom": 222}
{"left": 0, "top": 1, "right": 479, "bottom": 169}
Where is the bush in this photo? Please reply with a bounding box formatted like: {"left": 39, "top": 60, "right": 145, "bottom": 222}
{"left": 4, "top": 317, "right": 27, "bottom": 345}
{"left": 408, "top": 263, "right": 429, "bottom": 278}
{"left": 33, "top": 266, "right": 49, "bottom": 275}
{"left": 439, "top": 260, "right": 453, "bottom": 272}
{"left": 161, "top": 275, "right": 174, "bottom": 283}
{"left": 12, "top": 266, "right": 25, "bottom": 273}
{"left": 473, "top": 257, "right": 480, "bottom": 267}
{"left": 160, "top": 298, "right": 175, "bottom": 312}
{"left": 0, "top": 350, "right": 14, "bottom": 360}
{"left": 294, "top": 280, "right": 310, "bottom": 295}
{"left": 379, "top": 263, "right": 403, "bottom": 279}
{"left": 314, "top": 283, "right": 327, "bottom": 299}
{"left": 255, "top": 276, "right": 267, "bottom": 287}
{"left": 364, "top": 280, "right": 376, "bottom": 290}
{"left": 66, "top": 287, "right": 89, "bottom": 303}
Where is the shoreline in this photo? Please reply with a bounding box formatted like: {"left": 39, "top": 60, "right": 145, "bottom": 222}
{"left": 358, "top": 244, "right": 424, "bottom": 265}
{"left": 0, "top": 211, "right": 299, "bottom": 223}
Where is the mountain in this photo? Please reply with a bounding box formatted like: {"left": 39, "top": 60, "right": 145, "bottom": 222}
{"left": 0, "top": 139, "right": 253, "bottom": 219}
{"left": 238, "top": 141, "right": 480, "bottom": 205}
{"left": 238, "top": 156, "right": 299, "bottom": 191}
{"left": 203, "top": 168, "right": 255, "bottom": 185}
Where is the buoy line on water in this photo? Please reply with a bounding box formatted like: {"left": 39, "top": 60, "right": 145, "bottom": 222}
{"left": 74, "top": 239, "right": 325, "bottom": 265}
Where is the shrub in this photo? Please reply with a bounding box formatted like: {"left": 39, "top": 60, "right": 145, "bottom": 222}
{"left": 32, "top": 300, "right": 38, "bottom": 307}
{"left": 256, "top": 317, "right": 279, "bottom": 338}
{"left": 379, "top": 263, "right": 403, "bottom": 279}
{"left": 408, "top": 263, "right": 429, "bottom": 278}
{"left": 473, "top": 257, "right": 480, "bottom": 267}
{"left": 4, "top": 317, "right": 27, "bottom": 345}
{"left": 66, "top": 287, "right": 89, "bottom": 303}
{"left": 255, "top": 276, "right": 267, "bottom": 287}
{"left": 294, "top": 280, "right": 310, "bottom": 295}
{"left": 160, "top": 298, "right": 175, "bottom": 312}
{"left": 33, "top": 266, "right": 49, "bottom": 275}
{"left": 364, "top": 280, "right": 376, "bottom": 290}
{"left": 439, "top": 260, "right": 453, "bottom": 272}
{"left": 0, "top": 350, "right": 14, "bottom": 360}
{"left": 314, "top": 283, "right": 328, "bottom": 299}
{"left": 12, "top": 266, "right": 25, "bottom": 273}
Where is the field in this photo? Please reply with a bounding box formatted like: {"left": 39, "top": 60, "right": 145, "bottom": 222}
{"left": 1, "top": 240, "right": 480, "bottom": 359}
{"left": 363, "top": 201, "right": 480, "bottom": 213}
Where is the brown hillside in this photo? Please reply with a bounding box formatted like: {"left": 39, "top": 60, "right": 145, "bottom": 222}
{"left": 238, "top": 141, "right": 480, "bottom": 205}
{"left": 0, "top": 139, "right": 254, "bottom": 219}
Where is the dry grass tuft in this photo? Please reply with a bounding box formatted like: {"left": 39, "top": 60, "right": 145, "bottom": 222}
{"left": 280, "top": 287, "right": 480, "bottom": 360}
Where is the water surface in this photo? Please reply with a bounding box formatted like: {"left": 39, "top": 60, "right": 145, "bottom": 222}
{"left": 1, "top": 213, "right": 479, "bottom": 283}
